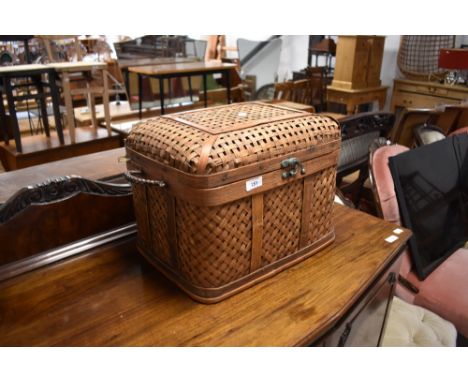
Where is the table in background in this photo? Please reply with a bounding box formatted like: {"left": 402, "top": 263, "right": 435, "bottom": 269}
{"left": 129, "top": 61, "right": 236, "bottom": 117}
{"left": 0, "top": 64, "right": 64, "bottom": 152}
{"left": 391, "top": 78, "right": 468, "bottom": 112}
{"left": 118, "top": 56, "right": 196, "bottom": 97}
{"left": 327, "top": 85, "right": 388, "bottom": 115}
{"left": 0, "top": 203, "right": 411, "bottom": 346}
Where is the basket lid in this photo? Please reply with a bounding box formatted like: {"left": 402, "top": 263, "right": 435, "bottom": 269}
{"left": 126, "top": 102, "right": 340, "bottom": 175}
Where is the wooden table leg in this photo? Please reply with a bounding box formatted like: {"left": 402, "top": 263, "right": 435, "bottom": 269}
{"left": 159, "top": 77, "right": 165, "bottom": 115}
{"left": 102, "top": 68, "right": 112, "bottom": 136}
{"left": 345, "top": 101, "right": 356, "bottom": 115}
{"left": 86, "top": 81, "right": 98, "bottom": 130}
{"left": 48, "top": 71, "right": 65, "bottom": 145}
{"left": 225, "top": 69, "right": 231, "bottom": 104}
{"left": 203, "top": 73, "right": 208, "bottom": 108}
{"left": 33, "top": 75, "right": 51, "bottom": 138}
{"left": 4, "top": 78, "right": 22, "bottom": 153}
{"left": 138, "top": 74, "right": 143, "bottom": 119}
{"left": 188, "top": 76, "right": 193, "bottom": 102}
{"left": 0, "top": 87, "right": 10, "bottom": 145}
{"left": 62, "top": 72, "right": 76, "bottom": 144}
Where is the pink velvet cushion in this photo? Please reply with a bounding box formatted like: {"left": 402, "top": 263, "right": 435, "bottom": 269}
{"left": 407, "top": 248, "right": 468, "bottom": 337}
{"left": 372, "top": 143, "right": 468, "bottom": 337}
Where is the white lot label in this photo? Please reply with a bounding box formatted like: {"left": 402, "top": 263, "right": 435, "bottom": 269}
{"left": 393, "top": 228, "right": 404, "bottom": 235}
{"left": 385, "top": 235, "right": 399, "bottom": 243}
{"left": 246, "top": 176, "right": 263, "bottom": 192}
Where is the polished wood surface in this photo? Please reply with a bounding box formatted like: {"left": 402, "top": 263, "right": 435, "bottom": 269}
{"left": 269, "top": 99, "right": 316, "bottom": 113}
{"left": 118, "top": 57, "right": 196, "bottom": 69}
{"left": 390, "top": 79, "right": 468, "bottom": 112}
{"left": 327, "top": 85, "right": 388, "bottom": 115}
{"left": 46, "top": 62, "right": 107, "bottom": 72}
{"left": 0, "top": 205, "right": 410, "bottom": 346}
{"left": 128, "top": 61, "right": 237, "bottom": 76}
{"left": 332, "top": 36, "right": 385, "bottom": 90}
{"left": 0, "top": 64, "right": 47, "bottom": 73}
{"left": 0, "top": 147, "right": 125, "bottom": 202}
{"left": 0, "top": 127, "right": 121, "bottom": 171}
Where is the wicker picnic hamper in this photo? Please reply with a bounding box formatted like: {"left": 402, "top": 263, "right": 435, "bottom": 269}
{"left": 125, "top": 102, "right": 341, "bottom": 303}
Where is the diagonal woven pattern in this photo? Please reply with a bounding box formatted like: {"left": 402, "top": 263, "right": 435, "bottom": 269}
{"left": 205, "top": 115, "right": 339, "bottom": 174}
{"left": 126, "top": 117, "right": 212, "bottom": 173}
{"left": 262, "top": 180, "right": 303, "bottom": 266}
{"left": 173, "top": 102, "right": 298, "bottom": 132}
{"left": 132, "top": 183, "right": 151, "bottom": 249}
{"left": 127, "top": 103, "right": 340, "bottom": 175}
{"left": 147, "top": 186, "right": 171, "bottom": 265}
{"left": 307, "top": 166, "right": 336, "bottom": 244}
{"left": 175, "top": 197, "right": 252, "bottom": 288}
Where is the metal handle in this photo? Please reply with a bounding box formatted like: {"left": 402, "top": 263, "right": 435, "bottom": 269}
{"left": 124, "top": 170, "right": 166, "bottom": 188}
{"left": 281, "top": 157, "right": 306, "bottom": 179}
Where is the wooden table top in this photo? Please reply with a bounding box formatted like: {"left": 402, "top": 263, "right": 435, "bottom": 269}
{"left": 0, "top": 205, "right": 410, "bottom": 346}
{"left": 0, "top": 147, "right": 125, "bottom": 203}
{"left": 327, "top": 85, "right": 388, "bottom": 94}
{"left": 0, "top": 64, "right": 49, "bottom": 74}
{"left": 118, "top": 57, "right": 196, "bottom": 69}
{"left": 394, "top": 78, "right": 468, "bottom": 91}
{"left": 46, "top": 61, "right": 107, "bottom": 72}
{"left": 128, "top": 61, "right": 237, "bottom": 76}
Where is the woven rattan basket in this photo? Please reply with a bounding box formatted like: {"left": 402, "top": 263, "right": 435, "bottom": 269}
{"left": 125, "top": 102, "right": 341, "bottom": 303}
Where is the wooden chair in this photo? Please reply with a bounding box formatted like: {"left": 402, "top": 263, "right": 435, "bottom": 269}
{"left": 434, "top": 104, "right": 468, "bottom": 134}
{"left": 389, "top": 108, "right": 443, "bottom": 147}
{"left": 273, "top": 81, "right": 293, "bottom": 101}
{"left": 336, "top": 111, "right": 395, "bottom": 206}
{"left": 38, "top": 35, "right": 84, "bottom": 62}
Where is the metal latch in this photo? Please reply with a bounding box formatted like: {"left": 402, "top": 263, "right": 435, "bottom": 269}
{"left": 281, "top": 157, "right": 306, "bottom": 179}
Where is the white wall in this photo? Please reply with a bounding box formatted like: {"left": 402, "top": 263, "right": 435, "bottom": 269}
{"left": 207, "top": 35, "right": 468, "bottom": 109}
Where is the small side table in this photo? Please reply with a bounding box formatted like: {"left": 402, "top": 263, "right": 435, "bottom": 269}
{"left": 48, "top": 62, "right": 111, "bottom": 144}
{"left": 0, "top": 64, "right": 64, "bottom": 153}
{"left": 327, "top": 85, "right": 388, "bottom": 114}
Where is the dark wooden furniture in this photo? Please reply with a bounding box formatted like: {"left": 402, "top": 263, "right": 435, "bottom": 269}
{"left": 0, "top": 64, "right": 64, "bottom": 152}
{"left": 336, "top": 112, "right": 395, "bottom": 206}
{"left": 0, "top": 147, "right": 126, "bottom": 203}
{"left": 0, "top": 147, "right": 133, "bottom": 281}
{"left": 0, "top": 126, "right": 121, "bottom": 171}
{"left": 390, "top": 79, "right": 468, "bottom": 113}
{"left": 0, "top": 204, "right": 411, "bottom": 346}
{"left": 129, "top": 62, "right": 236, "bottom": 116}
{"left": 389, "top": 108, "right": 442, "bottom": 147}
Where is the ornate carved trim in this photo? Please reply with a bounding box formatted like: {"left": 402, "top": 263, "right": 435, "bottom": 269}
{"left": 340, "top": 112, "right": 395, "bottom": 140}
{"left": 0, "top": 175, "right": 132, "bottom": 223}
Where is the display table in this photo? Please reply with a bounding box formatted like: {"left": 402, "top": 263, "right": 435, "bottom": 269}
{"left": 129, "top": 61, "right": 236, "bottom": 116}
{"left": 327, "top": 85, "right": 388, "bottom": 114}
{"left": 390, "top": 78, "right": 468, "bottom": 112}
{"left": 0, "top": 201, "right": 411, "bottom": 346}
{"left": 0, "top": 64, "right": 64, "bottom": 152}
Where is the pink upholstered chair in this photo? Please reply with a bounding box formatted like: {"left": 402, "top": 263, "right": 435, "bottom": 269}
{"left": 369, "top": 142, "right": 468, "bottom": 338}
{"left": 449, "top": 126, "right": 468, "bottom": 137}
